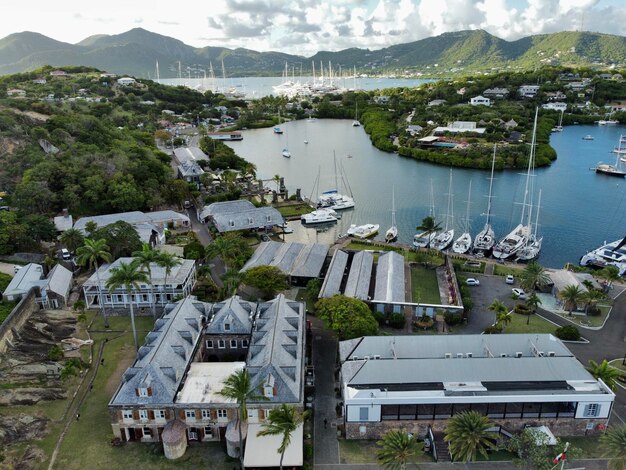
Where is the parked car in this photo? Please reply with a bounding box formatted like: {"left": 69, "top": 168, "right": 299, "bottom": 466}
{"left": 512, "top": 288, "right": 528, "bottom": 300}
{"left": 61, "top": 248, "right": 71, "bottom": 260}
{"left": 466, "top": 278, "right": 480, "bottom": 286}
{"left": 505, "top": 275, "right": 515, "bottom": 284}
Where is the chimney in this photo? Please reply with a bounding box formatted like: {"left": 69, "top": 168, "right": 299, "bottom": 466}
{"left": 62, "top": 208, "right": 69, "bottom": 218}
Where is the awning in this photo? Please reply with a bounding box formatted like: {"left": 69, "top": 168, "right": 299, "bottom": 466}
{"left": 243, "top": 423, "right": 304, "bottom": 468}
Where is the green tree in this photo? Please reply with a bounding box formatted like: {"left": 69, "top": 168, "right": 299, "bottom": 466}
{"left": 415, "top": 215, "right": 441, "bottom": 241}
{"left": 243, "top": 265, "right": 289, "bottom": 299}
{"left": 205, "top": 233, "right": 251, "bottom": 270}
{"left": 132, "top": 243, "right": 161, "bottom": 318}
{"left": 496, "top": 311, "right": 511, "bottom": 331}
{"left": 221, "top": 269, "right": 245, "bottom": 297}
{"left": 157, "top": 251, "right": 181, "bottom": 306}
{"left": 218, "top": 369, "right": 268, "bottom": 469}
{"left": 506, "top": 428, "right": 578, "bottom": 470}
{"left": 600, "top": 424, "right": 626, "bottom": 470}
{"left": 315, "top": 295, "right": 379, "bottom": 340}
{"left": 91, "top": 221, "right": 142, "bottom": 259}
{"left": 598, "top": 265, "right": 621, "bottom": 290}
{"left": 488, "top": 298, "right": 508, "bottom": 326}
{"left": 23, "top": 214, "right": 57, "bottom": 243}
{"left": 444, "top": 411, "right": 494, "bottom": 462}
{"left": 587, "top": 359, "right": 624, "bottom": 391}
{"left": 76, "top": 238, "right": 112, "bottom": 327}
{"left": 84, "top": 221, "right": 98, "bottom": 236}
{"left": 257, "top": 404, "right": 309, "bottom": 470}
{"left": 376, "top": 429, "right": 421, "bottom": 470}
{"left": 520, "top": 261, "right": 550, "bottom": 291}
{"left": 524, "top": 292, "right": 542, "bottom": 324}
{"left": 582, "top": 288, "right": 605, "bottom": 315}
{"left": 59, "top": 228, "right": 85, "bottom": 253}
{"left": 273, "top": 174, "right": 281, "bottom": 193}
{"left": 558, "top": 284, "right": 584, "bottom": 315}
{"left": 105, "top": 261, "right": 149, "bottom": 351}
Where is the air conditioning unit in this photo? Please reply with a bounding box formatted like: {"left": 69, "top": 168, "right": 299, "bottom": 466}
{"left": 444, "top": 353, "right": 452, "bottom": 359}
{"left": 466, "top": 353, "right": 473, "bottom": 358}
{"left": 515, "top": 352, "right": 523, "bottom": 358}
{"left": 364, "top": 356, "right": 370, "bottom": 360}
{"left": 373, "top": 355, "right": 381, "bottom": 360}
{"left": 457, "top": 353, "right": 464, "bottom": 358}
{"left": 538, "top": 351, "right": 545, "bottom": 357}
{"left": 548, "top": 351, "right": 556, "bottom": 357}
{"left": 500, "top": 353, "right": 507, "bottom": 358}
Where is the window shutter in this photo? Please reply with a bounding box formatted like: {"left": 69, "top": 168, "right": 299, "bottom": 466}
{"left": 259, "top": 409, "right": 265, "bottom": 420}
{"left": 147, "top": 387, "right": 153, "bottom": 397}
{"left": 148, "top": 410, "right": 155, "bottom": 420}
{"left": 165, "top": 409, "right": 172, "bottom": 420}
{"left": 117, "top": 409, "right": 123, "bottom": 421}
{"left": 210, "top": 410, "right": 217, "bottom": 421}
{"left": 133, "top": 410, "right": 139, "bottom": 420}
{"left": 179, "top": 409, "right": 185, "bottom": 420}
{"left": 195, "top": 410, "right": 201, "bottom": 419}
{"left": 136, "top": 427, "right": 143, "bottom": 438}
{"left": 135, "top": 388, "right": 140, "bottom": 396}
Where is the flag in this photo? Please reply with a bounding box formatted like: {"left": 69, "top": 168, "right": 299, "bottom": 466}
{"left": 552, "top": 452, "right": 567, "bottom": 464}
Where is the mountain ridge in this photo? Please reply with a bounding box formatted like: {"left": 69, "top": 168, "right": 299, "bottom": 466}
{"left": 0, "top": 27, "right": 624, "bottom": 77}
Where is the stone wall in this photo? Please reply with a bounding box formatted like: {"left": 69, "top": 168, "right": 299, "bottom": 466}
{"left": 0, "top": 288, "right": 39, "bottom": 353}
{"left": 345, "top": 416, "right": 609, "bottom": 440}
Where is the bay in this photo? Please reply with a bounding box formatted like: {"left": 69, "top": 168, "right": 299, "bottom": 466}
{"left": 225, "top": 119, "right": 626, "bottom": 269}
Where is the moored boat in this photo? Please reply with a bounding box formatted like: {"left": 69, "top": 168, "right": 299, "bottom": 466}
{"left": 594, "top": 163, "right": 626, "bottom": 177}
{"left": 452, "top": 181, "right": 472, "bottom": 254}
{"left": 473, "top": 146, "right": 497, "bottom": 254}
{"left": 582, "top": 135, "right": 594, "bottom": 140}
{"left": 580, "top": 236, "right": 626, "bottom": 275}
{"left": 301, "top": 208, "right": 338, "bottom": 225}
{"left": 347, "top": 223, "right": 379, "bottom": 239}
{"left": 385, "top": 188, "right": 398, "bottom": 243}
{"left": 282, "top": 148, "right": 291, "bottom": 158}
{"left": 430, "top": 170, "right": 454, "bottom": 252}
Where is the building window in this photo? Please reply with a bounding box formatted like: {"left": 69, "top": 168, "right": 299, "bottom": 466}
{"left": 224, "top": 323, "right": 231, "bottom": 331}
{"left": 205, "top": 340, "right": 214, "bottom": 349}
{"left": 266, "top": 215, "right": 271, "bottom": 222}
{"left": 185, "top": 410, "right": 196, "bottom": 420}
{"left": 359, "top": 407, "right": 369, "bottom": 421}
{"left": 230, "top": 340, "right": 237, "bottom": 348}
{"left": 242, "top": 339, "right": 249, "bottom": 348}
{"left": 218, "top": 340, "right": 225, "bottom": 349}
{"left": 583, "top": 403, "right": 600, "bottom": 418}
{"left": 138, "top": 387, "right": 149, "bottom": 397}
{"left": 122, "top": 409, "right": 133, "bottom": 420}
{"left": 139, "top": 410, "right": 148, "bottom": 421}
{"left": 154, "top": 409, "right": 166, "bottom": 420}
{"left": 217, "top": 409, "right": 227, "bottom": 419}
{"left": 202, "top": 410, "right": 210, "bottom": 419}
{"left": 143, "top": 426, "right": 152, "bottom": 438}
{"left": 116, "top": 295, "right": 123, "bottom": 302}
{"left": 204, "top": 426, "right": 213, "bottom": 438}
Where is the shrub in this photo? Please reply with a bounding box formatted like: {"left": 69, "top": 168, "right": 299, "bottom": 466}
{"left": 555, "top": 325, "right": 581, "bottom": 341}
{"left": 48, "top": 345, "right": 64, "bottom": 361}
{"left": 483, "top": 325, "right": 503, "bottom": 334}
{"left": 514, "top": 303, "right": 531, "bottom": 315}
{"left": 372, "top": 310, "right": 386, "bottom": 325}
{"left": 388, "top": 313, "right": 406, "bottom": 329}
{"left": 444, "top": 312, "right": 463, "bottom": 326}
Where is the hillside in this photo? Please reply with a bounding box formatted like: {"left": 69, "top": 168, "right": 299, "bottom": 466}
{"left": 0, "top": 28, "right": 624, "bottom": 77}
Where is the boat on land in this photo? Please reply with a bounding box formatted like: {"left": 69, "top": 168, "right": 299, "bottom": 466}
{"left": 413, "top": 181, "right": 438, "bottom": 248}
{"left": 582, "top": 135, "right": 594, "bottom": 140}
{"left": 347, "top": 223, "right": 379, "bottom": 239}
{"left": 318, "top": 154, "right": 355, "bottom": 210}
{"left": 301, "top": 208, "right": 338, "bottom": 225}
{"left": 473, "top": 145, "right": 497, "bottom": 254}
{"left": 493, "top": 108, "right": 539, "bottom": 260}
{"left": 580, "top": 236, "right": 626, "bottom": 276}
{"left": 385, "top": 187, "right": 398, "bottom": 243}
{"left": 430, "top": 170, "right": 455, "bottom": 251}
{"left": 517, "top": 189, "right": 543, "bottom": 261}
{"left": 452, "top": 181, "right": 472, "bottom": 254}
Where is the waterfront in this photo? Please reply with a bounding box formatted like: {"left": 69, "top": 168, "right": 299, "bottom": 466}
{"left": 159, "top": 76, "right": 433, "bottom": 98}
{"left": 226, "top": 120, "right": 626, "bottom": 269}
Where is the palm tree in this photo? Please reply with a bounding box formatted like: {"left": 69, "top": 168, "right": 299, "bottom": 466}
{"left": 132, "top": 243, "right": 161, "bottom": 318}
{"left": 221, "top": 269, "right": 245, "bottom": 297}
{"left": 520, "top": 261, "right": 550, "bottom": 292}
{"left": 257, "top": 404, "right": 309, "bottom": 470}
{"left": 206, "top": 234, "right": 248, "bottom": 271}
{"left": 376, "top": 429, "right": 421, "bottom": 470}
{"left": 524, "top": 292, "right": 542, "bottom": 325}
{"left": 218, "top": 369, "right": 268, "bottom": 469}
{"left": 157, "top": 251, "right": 181, "bottom": 306}
{"left": 599, "top": 265, "right": 621, "bottom": 291}
{"left": 588, "top": 359, "right": 624, "bottom": 391}
{"left": 416, "top": 215, "right": 441, "bottom": 241}
{"left": 488, "top": 299, "right": 508, "bottom": 326}
{"left": 559, "top": 284, "right": 584, "bottom": 316}
{"left": 76, "top": 238, "right": 112, "bottom": 327}
{"left": 59, "top": 228, "right": 84, "bottom": 253}
{"left": 273, "top": 174, "right": 281, "bottom": 193}
{"left": 105, "top": 261, "right": 149, "bottom": 351}
{"left": 496, "top": 311, "right": 511, "bottom": 331}
{"left": 582, "top": 288, "right": 606, "bottom": 315}
{"left": 600, "top": 424, "right": 626, "bottom": 470}
{"left": 444, "top": 411, "right": 495, "bottom": 462}
{"left": 84, "top": 221, "right": 98, "bottom": 236}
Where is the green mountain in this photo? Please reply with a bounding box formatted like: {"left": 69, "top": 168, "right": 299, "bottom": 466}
{"left": 0, "top": 28, "right": 624, "bottom": 77}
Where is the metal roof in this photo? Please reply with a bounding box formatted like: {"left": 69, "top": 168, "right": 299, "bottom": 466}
{"left": 244, "top": 423, "right": 303, "bottom": 468}
{"left": 173, "top": 147, "right": 208, "bottom": 164}
{"left": 241, "top": 242, "right": 328, "bottom": 279}
{"left": 83, "top": 257, "right": 195, "bottom": 287}
{"left": 318, "top": 250, "right": 348, "bottom": 298}
{"left": 53, "top": 214, "right": 73, "bottom": 231}
{"left": 178, "top": 160, "right": 205, "bottom": 177}
{"left": 344, "top": 251, "right": 374, "bottom": 300}
{"left": 46, "top": 264, "right": 73, "bottom": 301}
{"left": 73, "top": 210, "right": 188, "bottom": 234}
{"left": 177, "top": 362, "right": 245, "bottom": 404}
{"left": 205, "top": 295, "right": 256, "bottom": 335}
{"left": 199, "top": 200, "right": 256, "bottom": 220}
{"left": 373, "top": 251, "right": 405, "bottom": 303}
{"left": 3, "top": 263, "right": 44, "bottom": 297}
{"left": 211, "top": 207, "right": 284, "bottom": 233}
{"left": 246, "top": 295, "right": 305, "bottom": 403}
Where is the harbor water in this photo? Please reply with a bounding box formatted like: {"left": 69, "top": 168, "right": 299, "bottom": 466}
{"left": 226, "top": 120, "right": 626, "bottom": 269}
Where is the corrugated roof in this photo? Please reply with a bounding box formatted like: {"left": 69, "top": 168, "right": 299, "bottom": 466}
{"left": 344, "top": 251, "right": 373, "bottom": 300}
{"left": 211, "top": 207, "right": 284, "bottom": 233}
{"left": 200, "top": 200, "right": 256, "bottom": 220}
{"left": 373, "top": 251, "right": 405, "bottom": 303}
{"left": 73, "top": 211, "right": 148, "bottom": 233}
{"left": 146, "top": 210, "right": 190, "bottom": 225}
{"left": 178, "top": 160, "right": 205, "bottom": 177}
{"left": 173, "top": 147, "right": 208, "bottom": 164}
{"left": 319, "top": 250, "right": 349, "bottom": 298}
{"left": 46, "top": 264, "right": 72, "bottom": 300}
{"left": 3, "top": 263, "right": 44, "bottom": 297}
{"left": 241, "top": 241, "right": 328, "bottom": 279}
{"left": 53, "top": 214, "right": 73, "bottom": 231}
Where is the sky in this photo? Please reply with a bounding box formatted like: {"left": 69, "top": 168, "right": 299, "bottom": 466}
{"left": 1, "top": 0, "right": 625, "bottom": 55}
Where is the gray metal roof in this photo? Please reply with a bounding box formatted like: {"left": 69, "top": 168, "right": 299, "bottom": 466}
{"left": 178, "top": 160, "right": 205, "bottom": 177}
{"left": 205, "top": 295, "right": 256, "bottom": 335}
{"left": 344, "top": 251, "right": 374, "bottom": 300}
{"left": 373, "top": 251, "right": 405, "bottom": 303}
{"left": 211, "top": 207, "right": 284, "bottom": 233}
{"left": 83, "top": 257, "right": 195, "bottom": 287}
{"left": 3, "top": 263, "right": 44, "bottom": 297}
{"left": 246, "top": 295, "right": 305, "bottom": 403}
{"left": 110, "top": 297, "right": 211, "bottom": 405}
{"left": 339, "top": 334, "right": 574, "bottom": 363}
{"left": 199, "top": 200, "right": 256, "bottom": 220}
{"left": 46, "top": 264, "right": 73, "bottom": 300}
{"left": 173, "top": 147, "right": 208, "bottom": 164}
{"left": 241, "top": 242, "right": 328, "bottom": 279}
{"left": 73, "top": 211, "right": 148, "bottom": 233}
{"left": 146, "top": 210, "right": 190, "bottom": 225}
{"left": 319, "top": 250, "right": 348, "bottom": 298}
{"left": 53, "top": 214, "right": 73, "bottom": 231}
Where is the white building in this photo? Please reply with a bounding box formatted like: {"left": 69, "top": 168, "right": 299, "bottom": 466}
{"left": 339, "top": 334, "right": 614, "bottom": 440}
{"left": 519, "top": 85, "right": 540, "bottom": 98}
{"left": 470, "top": 95, "right": 491, "bottom": 107}
{"left": 82, "top": 257, "right": 197, "bottom": 310}
{"left": 117, "top": 77, "right": 136, "bottom": 86}
{"left": 433, "top": 121, "right": 486, "bottom": 135}
{"left": 542, "top": 102, "right": 567, "bottom": 112}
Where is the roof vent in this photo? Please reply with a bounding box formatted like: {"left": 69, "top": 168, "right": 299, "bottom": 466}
{"left": 373, "top": 355, "right": 381, "bottom": 360}
{"left": 515, "top": 352, "right": 523, "bottom": 358}
{"left": 352, "top": 356, "right": 359, "bottom": 361}
{"left": 457, "top": 353, "right": 463, "bottom": 358}
{"left": 538, "top": 351, "right": 545, "bottom": 357}
{"left": 500, "top": 353, "right": 507, "bottom": 358}
{"left": 445, "top": 353, "right": 452, "bottom": 359}
{"left": 364, "top": 356, "right": 370, "bottom": 361}
{"left": 548, "top": 351, "right": 556, "bottom": 357}
{"left": 466, "top": 353, "right": 473, "bottom": 358}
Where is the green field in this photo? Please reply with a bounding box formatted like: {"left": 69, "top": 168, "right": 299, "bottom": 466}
{"left": 503, "top": 312, "right": 558, "bottom": 334}
{"left": 411, "top": 265, "right": 441, "bottom": 304}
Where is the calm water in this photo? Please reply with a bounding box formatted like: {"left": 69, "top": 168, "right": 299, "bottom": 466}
{"left": 160, "top": 76, "right": 433, "bottom": 98}
{"left": 225, "top": 120, "right": 626, "bottom": 269}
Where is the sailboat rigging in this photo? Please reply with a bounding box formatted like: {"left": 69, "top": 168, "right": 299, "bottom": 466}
{"left": 452, "top": 181, "right": 472, "bottom": 254}
{"left": 473, "top": 145, "right": 497, "bottom": 254}
{"left": 385, "top": 187, "right": 398, "bottom": 243}
{"left": 352, "top": 100, "right": 360, "bottom": 127}
{"left": 430, "top": 170, "right": 455, "bottom": 251}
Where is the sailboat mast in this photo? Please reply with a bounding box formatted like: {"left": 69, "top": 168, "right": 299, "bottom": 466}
{"left": 485, "top": 145, "right": 496, "bottom": 228}
{"left": 444, "top": 170, "right": 453, "bottom": 231}
{"left": 521, "top": 108, "right": 539, "bottom": 225}
{"left": 333, "top": 152, "right": 338, "bottom": 191}
{"left": 155, "top": 60, "right": 160, "bottom": 83}
{"left": 465, "top": 181, "right": 472, "bottom": 233}
{"left": 533, "top": 189, "right": 542, "bottom": 239}
{"left": 391, "top": 186, "right": 396, "bottom": 227}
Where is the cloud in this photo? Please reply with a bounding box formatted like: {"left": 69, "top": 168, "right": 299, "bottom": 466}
{"left": 157, "top": 20, "right": 179, "bottom": 25}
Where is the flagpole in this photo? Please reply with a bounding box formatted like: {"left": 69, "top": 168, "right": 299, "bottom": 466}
{"left": 561, "top": 442, "right": 569, "bottom": 470}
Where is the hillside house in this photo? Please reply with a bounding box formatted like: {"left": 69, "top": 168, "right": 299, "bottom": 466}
{"left": 178, "top": 161, "right": 205, "bottom": 184}
{"left": 2, "top": 263, "right": 73, "bottom": 308}
{"left": 470, "top": 95, "right": 491, "bottom": 106}
{"left": 518, "top": 85, "right": 540, "bottom": 98}
{"left": 483, "top": 88, "right": 509, "bottom": 98}
{"left": 117, "top": 77, "right": 137, "bottom": 86}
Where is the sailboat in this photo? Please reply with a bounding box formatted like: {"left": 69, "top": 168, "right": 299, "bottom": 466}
{"left": 613, "top": 135, "right": 626, "bottom": 162}
{"left": 493, "top": 108, "right": 539, "bottom": 260}
{"left": 282, "top": 122, "right": 291, "bottom": 158}
{"left": 430, "top": 170, "right": 455, "bottom": 251}
{"left": 274, "top": 110, "right": 283, "bottom": 134}
{"left": 352, "top": 101, "right": 360, "bottom": 127}
{"left": 594, "top": 137, "right": 625, "bottom": 177}
{"left": 318, "top": 153, "right": 355, "bottom": 210}
{"left": 551, "top": 110, "right": 564, "bottom": 132}
{"left": 517, "top": 189, "right": 543, "bottom": 261}
{"left": 413, "top": 181, "right": 438, "bottom": 248}
{"left": 385, "top": 187, "right": 398, "bottom": 243}
{"left": 473, "top": 146, "right": 497, "bottom": 254}
{"left": 452, "top": 181, "right": 472, "bottom": 254}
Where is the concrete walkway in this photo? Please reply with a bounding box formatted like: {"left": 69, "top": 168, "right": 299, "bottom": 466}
{"left": 311, "top": 316, "right": 340, "bottom": 466}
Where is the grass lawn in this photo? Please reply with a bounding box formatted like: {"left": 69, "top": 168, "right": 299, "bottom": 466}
{"left": 493, "top": 264, "right": 525, "bottom": 277}
{"left": 551, "top": 304, "right": 612, "bottom": 328}
{"left": 345, "top": 242, "right": 445, "bottom": 267}
{"left": 566, "top": 436, "right": 604, "bottom": 458}
{"left": 0, "top": 300, "right": 17, "bottom": 324}
{"left": 608, "top": 359, "right": 626, "bottom": 373}
{"left": 411, "top": 265, "right": 441, "bottom": 304}
{"left": 338, "top": 439, "right": 432, "bottom": 465}
{"left": 0, "top": 271, "right": 12, "bottom": 291}
{"left": 503, "top": 312, "right": 557, "bottom": 334}
{"left": 275, "top": 203, "right": 311, "bottom": 218}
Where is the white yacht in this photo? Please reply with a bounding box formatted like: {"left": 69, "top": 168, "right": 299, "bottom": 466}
{"left": 413, "top": 181, "right": 439, "bottom": 249}
{"left": 301, "top": 208, "right": 338, "bottom": 225}
{"left": 517, "top": 190, "right": 543, "bottom": 261}
{"left": 318, "top": 155, "right": 355, "bottom": 210}
{"left": 431, "top": 170, "right": 455, "bottom": 252}
{"left": 580, "top": 236, "right": 626, "bottom": 275}
{"left": 347, "top": 223, "right": 379, "bottom": 239}
{"left": 473, "top": 146, "right": 497, "bottom": 253}
{"left": 385, "top": 188, "right": 398, "bottom": 243}
{"left": 282, "top": 148, "right": 291, "bottom": 158}
{"left": 452, "top": 181, "right": 472, "bottom": 254}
